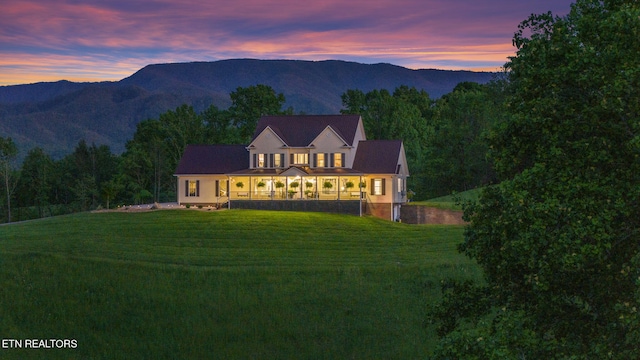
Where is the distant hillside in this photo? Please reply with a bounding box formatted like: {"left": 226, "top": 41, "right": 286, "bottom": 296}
{"left": 0, "top": 59, "right": 496, "bottom": 159}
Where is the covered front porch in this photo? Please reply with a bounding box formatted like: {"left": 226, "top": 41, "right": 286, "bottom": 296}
{"left": 228, "top": 167, "right": 365, "bottom": 201}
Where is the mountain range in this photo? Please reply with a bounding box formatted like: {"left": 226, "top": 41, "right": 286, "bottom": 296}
{"left": 0, "top": 59, "right": 496, "bottom": 159}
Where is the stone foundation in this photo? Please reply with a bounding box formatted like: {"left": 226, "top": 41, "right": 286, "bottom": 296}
{"left": 401, "top": 205, "right": 466, "bottom": 225}
{"left": 231, "top": 200, "right": 362, "bottom": 216}
{"left": 363, "top": 202, "right": 393, "bottom": 221}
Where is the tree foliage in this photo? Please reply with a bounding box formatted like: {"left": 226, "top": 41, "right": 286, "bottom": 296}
{"left": 0, "top": 136, "right": 18, "bottom": 222}
{"left": 228, "top": 84, "right": 289, "bottom": 143}
{"left": 342, "top": 86, "right": 433, "bottom": 197}
{"left": 342, "top": 84, "right": 500, "bottom": 199}
{"left": 424, "top": 82, "right": 503, "bottom": 196}
{"left": 430, "top": 1, "right": 640, "bottom": 358}
{"left": 15, "top": 147, "right": 54, "bottom": 217}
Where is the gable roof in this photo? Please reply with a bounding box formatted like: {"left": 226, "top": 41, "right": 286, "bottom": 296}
{"left": 251, "top": 115, "right": 361, "bottom": 147}
{"left": 352, "top": 140, "right": 403, "bottom": 174}
{"left": 175, "top": 144, "right": 248, "bottom": 175}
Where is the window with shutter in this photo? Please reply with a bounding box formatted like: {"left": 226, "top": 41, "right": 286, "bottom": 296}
{"left": 372, "top": 178, "right": 384, "bottom": 196}
{"left": 188, "top": 180, "right": 198, "bottom": 197}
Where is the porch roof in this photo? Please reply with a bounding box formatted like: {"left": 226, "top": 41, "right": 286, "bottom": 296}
{"left": 175, "top": 144, "right": 248, "bottom": 175}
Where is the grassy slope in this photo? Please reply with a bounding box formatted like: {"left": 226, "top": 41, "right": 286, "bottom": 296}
{"left": 0, "top": 210, "right": 478, "bottom": 359}
{"left": 410, "top": 187, "right": 484, "bottom": 210}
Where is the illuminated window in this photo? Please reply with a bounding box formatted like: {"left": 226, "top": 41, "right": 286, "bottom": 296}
{"left": 274, "top": 154, "right": 281, "bottom": 167}
{"left": 185, "top": 180, "right": 199, "bottom": 197}
{"left": 317, "top": 153, "right": 325, "bottom": 167}
{"left": 258, "top": 153, "right": 265, "bottom": 168}
{"left": 371, "top": 178, "right": 385, "bottom": 196}
{"left": 292, "top": 153, "right": 308, "bottom": 165}
{"left": 334, "top": 153, "right": 343, "bottom": 167}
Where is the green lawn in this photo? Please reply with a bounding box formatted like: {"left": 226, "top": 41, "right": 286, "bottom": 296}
{"left": 0, "top": 210, "right": 478, "bottom": 359}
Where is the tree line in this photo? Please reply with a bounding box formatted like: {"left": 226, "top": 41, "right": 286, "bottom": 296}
{"left": 0, "top": 81, "right": 504, "bottom": 222}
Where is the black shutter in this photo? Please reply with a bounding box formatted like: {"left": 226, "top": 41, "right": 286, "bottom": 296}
{"left": 185, "top": 180, "right": 189, "bottom": 197}
{"left": 253, "top": 154, "right": 257, "bottom": 168}
{"left": 371, "top": 179, "right": 375, "bottom": 195}
{"left": 215, "top": 180, "right": 219, "bottom": 196}
{"left": 269, "top": 153, "right": 274, "bottom": 168}
{"left": 329, "top": 153, "right": 334, "bottom": 168}
{"left": 196, "top": 180, "right": 200, "bottom": 197}
{"left": 341, "top": 153, "right": 346, "bottom": 167}
{"left": 280, "top": 154, "right": 285, "bottom": 168}
{"left": 290, "top": 153, "right": 294, "bottom": 165}
{"left": 381, "top": 179, "right": 386, "bottom": 195}
{"left": 313, "top": 153, "right": 317, "bottom": 168}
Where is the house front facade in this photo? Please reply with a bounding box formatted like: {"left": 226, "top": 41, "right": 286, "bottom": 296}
{"left": 175, "top": 115, "right": 409, "bottom": 221}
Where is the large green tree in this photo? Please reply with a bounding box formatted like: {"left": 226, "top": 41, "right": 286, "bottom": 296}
{"left": 0, "top": 137, "right": 18, "bottom": 223}
{"left": 228, "top": 84, "right": 289, "bottom": 143}
{"left": 15, "top": 147, "right": 54, "bottom": 217}
{"left": 430, "top": 1, "right": 640, "bottom": 358}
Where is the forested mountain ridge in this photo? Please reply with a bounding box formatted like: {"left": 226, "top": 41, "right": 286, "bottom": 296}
{"left": 0, "top": 59, "right": 495, "bottom": 158}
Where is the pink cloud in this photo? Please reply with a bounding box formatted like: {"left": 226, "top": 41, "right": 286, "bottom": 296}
{"left": 0, "top": 0, "right": 572, "bottom": 85}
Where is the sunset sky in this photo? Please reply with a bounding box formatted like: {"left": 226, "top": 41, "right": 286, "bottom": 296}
{"left": 0, "top": 0, "right": 573, "bottom": 86}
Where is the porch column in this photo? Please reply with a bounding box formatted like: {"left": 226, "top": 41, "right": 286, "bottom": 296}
{"left": 227, "top": 175, "right": 232, "bottom": 209}
{"left": 359, "top": 175, "right": 363, "bottom": 217}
